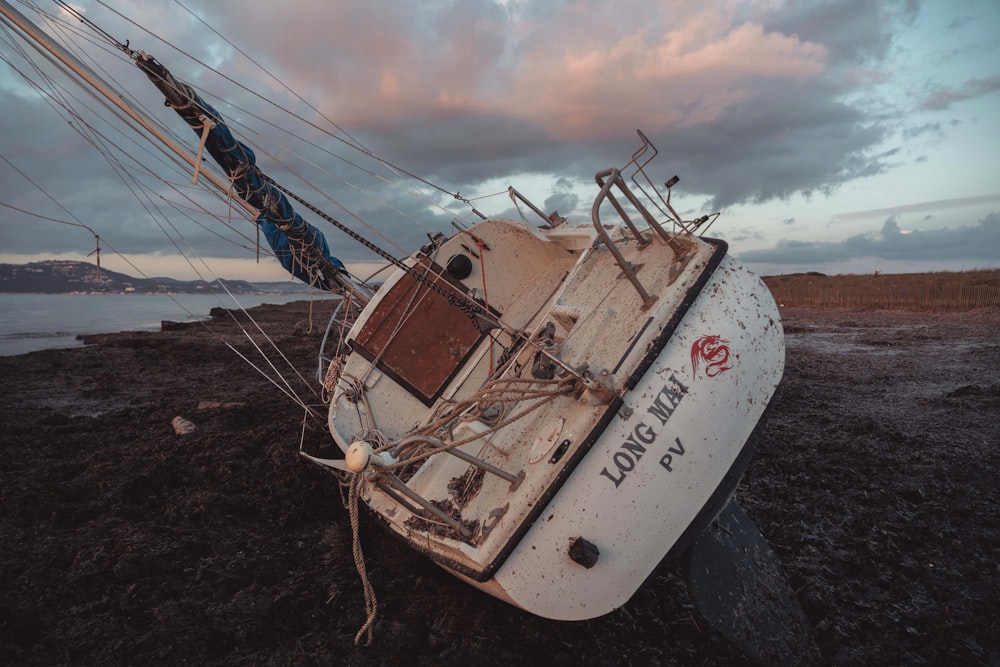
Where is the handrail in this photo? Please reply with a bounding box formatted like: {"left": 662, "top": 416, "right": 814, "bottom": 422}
{"left": 509, "top": 132, "right": 709, "bottom": 309}
{"left": 590, "top": 168, "right": 659, "bottom": 309}
{"left": 594, "top": 168, "right": 673, "bottom": 245}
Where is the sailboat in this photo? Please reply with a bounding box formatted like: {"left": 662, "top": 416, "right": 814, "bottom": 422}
{"left": 1, "top": 2, "right": 811, "bottom": 660}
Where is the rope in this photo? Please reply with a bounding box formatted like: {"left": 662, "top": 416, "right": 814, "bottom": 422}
{"left": 387, "top": 376, "right": 576, "bottom": 467}
{"left": 339, "top": 373, "right": 576, "bottom": 644}
{"left": 348, "top": 475, "right": 377, "bottom": 646}
{"left": 191, "top": 114, "right": 215, "bottom": 184}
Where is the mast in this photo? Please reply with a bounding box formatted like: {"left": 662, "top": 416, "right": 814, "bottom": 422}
{"left": 0, "top": 0, "right": 254, "bottom": 218}
{"left": 0, "top": 0, "right": 370, "bottom": 301}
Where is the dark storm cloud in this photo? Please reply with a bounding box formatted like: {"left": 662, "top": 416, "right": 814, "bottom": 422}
{"left": 835, "top": 194, "right": 1000, "bottom": 220}
{"left": 644, "top": 81, "right": 889, "bottom": 210}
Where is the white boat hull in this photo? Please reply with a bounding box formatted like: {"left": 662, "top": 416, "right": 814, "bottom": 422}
{"left": 472, "top": 254, "right": 784, "bottom": 619}
{"left": 325, "top": 206, "right": 783, "bottom": 622}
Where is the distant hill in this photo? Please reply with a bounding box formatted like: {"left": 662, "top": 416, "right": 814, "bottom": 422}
{"left": 0, "top": 260, "right": 313, "bottom": 294}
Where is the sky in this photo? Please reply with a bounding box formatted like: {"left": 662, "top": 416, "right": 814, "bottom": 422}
{"left": 1, "top": 0, "right": 998, "bottom": 283}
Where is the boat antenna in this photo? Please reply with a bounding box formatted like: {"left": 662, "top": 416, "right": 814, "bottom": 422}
{"left": 0, "top": 150, "right": 103, "bottom": 279}
{"left": 0, "top": 201, "right": 102, "bottom": 278}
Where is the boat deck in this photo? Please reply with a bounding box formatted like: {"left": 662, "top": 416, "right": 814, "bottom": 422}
{"left": 329, "top": 218, "right": 724, "bottom": 577}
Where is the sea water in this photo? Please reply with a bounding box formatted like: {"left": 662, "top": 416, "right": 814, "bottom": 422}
{"left": 0, "top": 292, "right": 321, "bottom": 357}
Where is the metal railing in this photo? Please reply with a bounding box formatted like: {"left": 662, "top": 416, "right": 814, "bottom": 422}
{"left": 508, "top": 131, "right": 720, "bottom": 311}
{"left": 625, "top": 130, "right": 721, "bottom": 237}
{"left": 508, "top": 186, "right": 567, "bottom": 228}
{"left": 590, "top": 169, "right": 662, "bottom": 309}
{"left": 588, "top": 131, "right": 724, "bottom": 309}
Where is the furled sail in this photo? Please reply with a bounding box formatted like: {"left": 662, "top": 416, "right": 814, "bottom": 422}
{"left": 135, "top": 52, "right": 346, "bottom": 290}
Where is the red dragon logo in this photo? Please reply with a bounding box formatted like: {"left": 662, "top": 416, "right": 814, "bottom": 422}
{"left": 691, "top": 335, "right": 732, "bottom": 378}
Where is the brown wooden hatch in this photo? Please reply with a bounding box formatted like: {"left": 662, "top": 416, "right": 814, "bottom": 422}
{"left": 352, "top": 258, "right": 489, "bottom": 404}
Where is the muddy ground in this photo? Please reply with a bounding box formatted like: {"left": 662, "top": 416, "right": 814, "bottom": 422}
{"left": 1, "top": 302, "right": 998, "bottom": 665}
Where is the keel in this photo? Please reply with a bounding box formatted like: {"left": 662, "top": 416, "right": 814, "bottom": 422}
{"left": 686, "top": 501, "right": 818, "bottom": 665}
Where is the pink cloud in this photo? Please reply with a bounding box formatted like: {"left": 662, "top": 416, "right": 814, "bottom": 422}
{"left": 117, "top": 2, "right": 828, "bottom": 138}
{"left": 508, "top": 10, "right": 827, "bottom": 138}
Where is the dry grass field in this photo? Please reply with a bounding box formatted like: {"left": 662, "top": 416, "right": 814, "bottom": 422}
{"left": 763, "top": 268, "right": 1000, "bottom": 310}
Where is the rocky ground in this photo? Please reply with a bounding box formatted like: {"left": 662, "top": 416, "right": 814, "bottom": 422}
{"left": 1, "top": 301, "right": 998, "bottom": 665}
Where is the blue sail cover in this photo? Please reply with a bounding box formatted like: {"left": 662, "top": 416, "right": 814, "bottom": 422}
{"left": 137, "top": 54, "right": 345, "bottom": 289}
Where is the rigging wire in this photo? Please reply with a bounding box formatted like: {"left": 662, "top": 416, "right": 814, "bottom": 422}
{"left": 29, "top": 0, "right": 419, "bottom": 257}
{"left": 0, "top": 18, "right": 242, "bottom": 230}
{"left": 0, "top": 38, "right": 260, "bottom": 256}
{"left": 211, "top": 279, "right": 327, "bottom": 410}
{"left": 52, "top": 0, "right": 127, "bottom": 51}
{"left": 1, "top": 10, "right": 295, "bottom": 265}
{"left": 0, "top": 153, "right": 101, "bottom": 240}
{"left": 0, "top": 196, "right": 324, "bottom": 414}
{"left": 171, "top": 0, "right": 371, "bottom": 157}
{"left": 0, "top": 199, "right": 102, "bottom": 274}
{"left": 4, "top": 2, "right": 582, "bottom": 393}
{"left": 19, "top": 0, "right": 198, "bottom": 161}
{"left": 11, "top": 2, "right": 275, "bottom": 230}
{"left": 92, "top": 0, "right": 488, "bottom": 222}
{"left": 2, "top": 10, "right": 250, "bottom": 267}
{"left": 1, "top": 5, "right": 331, "bottom": 409}
{"left": 192, "top": 103, "right": 413, "bottom": 257}
{"left": 29, "top": 0, "right": 494, "bottom": 267}
{"left": 1, "top": 186, "right": 326, "bottom": 414}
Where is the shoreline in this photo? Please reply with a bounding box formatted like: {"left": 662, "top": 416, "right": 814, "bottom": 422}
{"left": 0, "top": 294, "right": 338, "bottom": 357}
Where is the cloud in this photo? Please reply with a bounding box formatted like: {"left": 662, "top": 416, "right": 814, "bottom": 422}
{"left": 762, "top": 0, "right": 919, "bottom": 65}
{"left": 0, "top": 0, "right": 989, "bottom": 273}
{"left": 921, "top": 76, "right": 1000, "bottom": 110}
{"left": 835, "top": 194, "right": 1000, "bottom": 220}
{"left": 508, "top": 8, "right": 827, "bottom": 139}
{"left": 737, "top": 211, "right": 1000, "bottom": 264}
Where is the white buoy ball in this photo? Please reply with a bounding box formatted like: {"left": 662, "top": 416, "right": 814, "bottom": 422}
{"left": 345, "top": 441, "right": 374, "bottom": 473}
